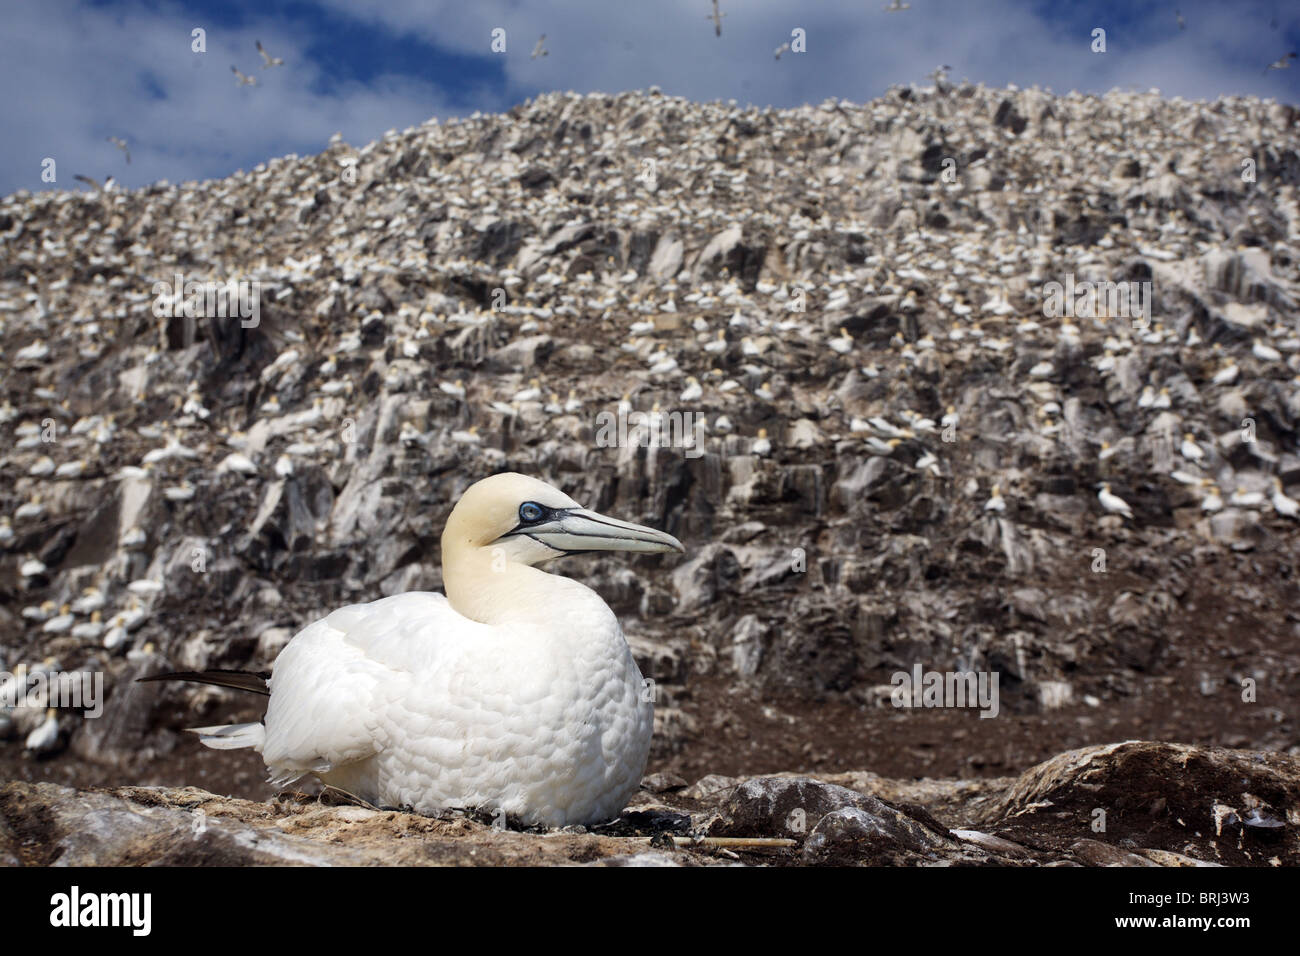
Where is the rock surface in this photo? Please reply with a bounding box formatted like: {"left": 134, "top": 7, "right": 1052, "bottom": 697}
{"left": 2, "top": 742, "right": 1293, "bottom": 866}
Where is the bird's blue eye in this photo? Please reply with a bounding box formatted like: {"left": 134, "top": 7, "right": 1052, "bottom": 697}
{"left": 519, "top": 502, "right": 544, "bottom": 523}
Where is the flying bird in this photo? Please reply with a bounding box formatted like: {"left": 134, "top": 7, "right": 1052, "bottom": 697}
{"left": 73, "top": 174, "right": 102, "bottom": 190}
{"left": 531, "top": 34, "right": 548, "bottom": 58}
{"left": 1176, "top": 9, "right": 1185, "bottom": 30}
{"left": 884, "top": 0, "right": 911, "bottom": 11}
{"left": 707, "top": 0, "right": 725, "bottom": 37}
{"left": 231, "top": 65, "right": 257, "bottom": 86}
{"left": 142, "top": 473, "right": 684, "bottom": 828}
{"left": 256, "top": 40, "right": 284, "bottom": 67}
{"left": 774, "top": 41, "right": 791, "bottom": 60}
{"left": 1263, "top": 52, "right": 1296, "bottom": 74}
{"left": 106, "top": 136, "right": 130, "bottom": 164}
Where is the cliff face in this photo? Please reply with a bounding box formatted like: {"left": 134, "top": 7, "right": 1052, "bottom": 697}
{"left": 1, "top": 84, "right": 1299, "bottom": 861}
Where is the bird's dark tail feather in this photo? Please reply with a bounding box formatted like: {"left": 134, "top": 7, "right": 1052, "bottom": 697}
{"left": 137, "top": 669, "right": 271, "bottom": 696}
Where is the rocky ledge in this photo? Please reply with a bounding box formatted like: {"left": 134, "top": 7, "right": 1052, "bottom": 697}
{"left": 2, "top": 741, "right": 1295, "bottom": 866}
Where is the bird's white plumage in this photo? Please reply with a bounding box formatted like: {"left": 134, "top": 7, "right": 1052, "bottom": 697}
{"left": 193, "top": 473, "right": 671, "bottom": 828}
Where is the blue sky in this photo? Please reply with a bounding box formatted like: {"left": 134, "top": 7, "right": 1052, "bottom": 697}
{"left": 1, "top": 0, "right": 1297, "bottom": 197}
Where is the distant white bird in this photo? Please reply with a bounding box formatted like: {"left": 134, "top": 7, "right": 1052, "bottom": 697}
{"left": 1211, "top": 362, "right": 1239, "bottom": 385}
{"left": 1098, "top": 483, "right": 1133, "bottom": 519}
{"left": 164, "top": 480, "right": 196, "bottom": 502}
{"left": 219, "top": 452, "right": 259, "bottom": 475}
{"left": 1272, "top": 478, "right": 1299, "bottom": 518}
{"left": 1180, "top": 433, "right": 1205, "bottom": 462}
{"left": 531, "top": 34, "right": 549, "bottom": 59}
{"left": 1200, "top": 482, "right": 1224, "bottom": 513}
{"left": 707, "top": 0, "right": 725, "bottom": 37}
{"left": 25, "top": 709, "right": 60, "bottom": 754}
{"left": 774, "top": 42, "right": 791, "bottom": 60}
{"left": 1263, "top": 52, "right": 1296, "bottom": 74}
{"left": 231, "top": 65, "right": 258, "bottom": 87}
{"left": 1229, "top": 486, "right": 1265, "bottom": 509}
{"left": 107, "top": 136, "right": 130, "bottom": 164}
{"left": 752, "top": 428, "right": 771, "bottom": 457}
{"left": 1176, "top": 9, "right": 1185, "bottom": 30}
{"left": 43, "top": 605, "right": 74, "bottom": 634}
{"left": 1252, "top": 340, "right": 1282, "bottom": 362}
{"left": 16, "top": 340, "right": 50, "bottom": 363}
{"left": 256, "top": 40, "right": 284, "bottom": 68}
{"left": 984, "top": 485, "right": 1006, "bottom": 513}
{"left": 72, "top": 587, "right": 105, "bottom": 615}
{"left": 884, "top": 0, "right": 911, "bottom": 12}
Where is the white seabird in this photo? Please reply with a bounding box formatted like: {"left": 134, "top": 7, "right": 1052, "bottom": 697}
{"left": 1272, "top": 478, "right": 1299, "bottom": 518}
{"left": 107, "top": 136, "right": 131, "bottom": 164}
{"left": 1098, "top": 482, "right": 1134, "bottom": 519}
{"left": 256, "top": 40, "right": 285, "bottom": 68}
{"left": 1263, "top": 51, "right": 1296, "bottom": 74}
{"left": 144, "top": 474, "right": 683, "bottom": 828}
{"left": 531, "top": 34, "right": 549, "bottom": 59}
{"left": 707, "top": 0, "right": 725, "bottom": 37}
{"left": 231, "top": 65, "right": 258, "bottom": 87}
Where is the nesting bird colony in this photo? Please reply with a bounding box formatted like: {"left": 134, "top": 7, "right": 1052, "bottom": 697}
{"left": 1, "top": 82, "right": 1299, "bottom": 785}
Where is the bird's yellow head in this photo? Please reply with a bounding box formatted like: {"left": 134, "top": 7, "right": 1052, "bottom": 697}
{"left": 443, "top": 473, "right": 683, "bottom": 569}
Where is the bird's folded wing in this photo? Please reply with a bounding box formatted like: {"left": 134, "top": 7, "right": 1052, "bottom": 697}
{"left": 259, "top": 592, "right": 477, "bottom": 777}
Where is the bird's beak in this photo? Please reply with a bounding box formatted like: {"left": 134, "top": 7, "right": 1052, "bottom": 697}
{"left": 518, "top": 508, "right": 685, "bottom": 555}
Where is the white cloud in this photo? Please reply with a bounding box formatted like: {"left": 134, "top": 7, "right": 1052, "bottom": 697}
{"left": 1, "top": 0, "right": 1294, "bottom": 195}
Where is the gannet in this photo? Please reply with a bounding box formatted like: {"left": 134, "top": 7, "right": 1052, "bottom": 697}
{"left": 106, "top": 136, "right": 131, "bottom": 164}
{"left": 1180, "top": 434, "right": 1205, "bottom": 462}
{"left": 25, "top": 709, "right": 59, "bottom": 754}
{"left": 984, "top": 485, "right": 1006, "bottom": 513}
{"left": 1229, "top": 486, "right": 1264, "bottom": 509}
{"left": 256, "top": 40, "right": 285, "bottom": 68}
{"left": 1098, "top": 483, "right": 1134, "bottom": 519}
{"left": 1263, "top": 52, "right": 1296, "bottom": 74}
{"left": 707, "top": 0, "right": 725, "bottom": 37}
{"left": 231, "top": 65, "right": 258, "bottom": 87}
{"left": 1272, "top": 478, "right": 1299, "bottom": 518}
{"left": 144, "top": 474, "right": 683, "bottom": 828}
{"left": 531, "top": 35, "right": 549, "bottom": 59}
